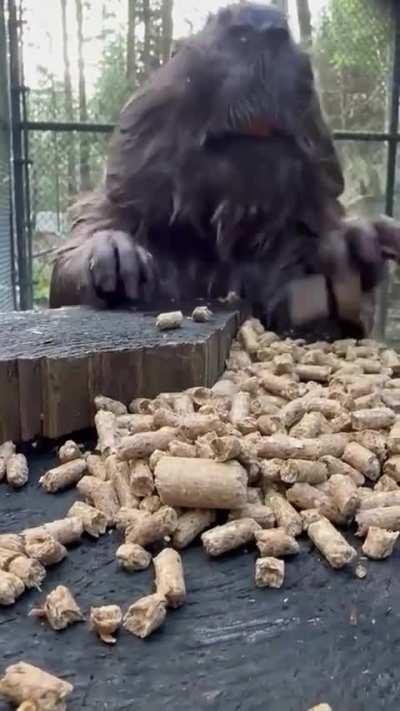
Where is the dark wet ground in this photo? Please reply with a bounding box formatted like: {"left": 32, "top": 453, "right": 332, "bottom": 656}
{"left": 1, "top": 445, "right": 400, "bottom": 711}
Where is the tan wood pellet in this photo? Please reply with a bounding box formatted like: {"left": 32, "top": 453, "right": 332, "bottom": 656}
{"left": 343, "top": 442, "right": 380, "bottom": 481}
{"left": 0, "top": 662, "right": 73, "bottom": 709}
{"left": 383, "top": 456, "right": 400, "bottom": 481}
{"left": 90, "top": 605, "right": 122, "bottom": 644}
{"left": 191, "top": 305, "right": 213, "bottom": 323}
{"left": 0, "top": 571, "right": 25, "bottom": 605}
{"left": 115, "top": 507, "right": 144, "bottom": 530}
{"left": 261, "top": 372, "right": 300, "bottom": 400}
{"left": 129, "top": 397, "right": 154, "bottom": 414}
{"left": 0, "top": 534, "right": 24, "bottom": 553}
{"left": 95, "top": 409, "right": 118, "bottom": 455}
{"left": 307, "top": 705, "right": 332, "bottom": 711}
{"left": 202, "top": 518, "right": 261, "bottom": 556}
{"left": 169, "top": 440, "right": 197, "bottom": 457}
{"left": 172, "top": 510, "right": 216, "bottom": 549}
{"left": 255, "top": 528, "right": 300, "bottom": 557}
{"left": 58, "top": 440, "right": 82, "bottom": 463}
{"left": 23, "top": 533, "right": 67, "bottom": 566}
{"left": 130, "top": 459, "right": 154, "bottom": 497}
{"left": 6, "top": 454, "right": 29, "bottom": 489}
{"left": 230, "top": 391, "right": 250, "bottom": 426}
{"left": 307, "top": 517, "right": 356, "bottom": 569}
{"left": 388, "top": 420, "right": 400, "bottom": 455}
{"left": 30, "top": 585, "right": 83, "bottom": 630}
{"left": 153, "top": 548, "right": 186, "bottom": 608}
{"left": 155, "top": 457, "right": 247, "bottom": 509}
{"left": 23, "top": 518, "right": 83, "bottom": 546}
{"left": 239, "top": 321, "right": 260, "bottom": 354}
{"left": 8, "top": 556, "right": 46, "bottom": 590}
{"left": 67, "top": 502, "right": 107, "bottom": 538}
{"left": 266, "top": 492, "right": 303, "bottom": 537}
{"left": 290, "top": 412, "right": 327, "bottom": 439}
{"left": 328, "top": 474, "right": 360, "bottom": 518}
{"left": 39, "top": 459, "right": 86, "bottom": 493}
{"left": 123, "top": 593, "right": 167, "bottom": 638}
{"left": 156, "top": 310, "right": 183, "bottom": 330}
{"left": 287, "top": 483, "right": 347, "bottom": 526}
{"left": 140, "top": 495, "right": 162, "bottom": 513}
{"left": 351, "top": 407, "right": 395, "bottom": 431}
{"left": 116, "top": 543, "right": 152, "bottom": 571}
{"left": 116, "top": 413, "right": 155, "bottom": 434}
{"left": 362, "top": 527, "right": 399, "bottom": 560}
{"left": 211, "top": 435, "right": 241, "bottom": 462}
{"left": 374, "top": 474, "right": 399, "bottom": 492}
{"left": 95, "top": 395, "right": 127, "bottom": 416}
{"left": 321, "top": 455, "right": 365, "bottom": 486}
{"left": 105, "top": 455, "right": 138, "bottom": 508}
{"left": 0, "top": 547, "right": 19, "bottom": 569}
{"left": 125, "top": 506, "right": 178, "bottom": 547}
{"left": 295, "top": 365, "right": 331, "bottom": 383}
{"left": 77, "top": 476, "right": 120, "bottom": 525}
{"left": 85, "top": 453, "right": 107, "bottom": 481}
{"left": 358, "top": 490, "right": 400, "bottom": 510}
{"left": 255, "top": 557, "right": 285, "bottom": 588}
{"left": 118, "top": 427, "right": 178, "bottom": 460}
{"left": 153, "top": 408, "right": 180, "bottom": 428}
{"left": 352, "top": 431, "right": 387, "bottom": 462}
{"left": 280, "top": 460, "right": 328, "bottom": 485}
{"left": 228, "top": 504, "right": 275, "bottom": 528}
{"left": 355, "top": 506, "right": 400, "bottom": 536}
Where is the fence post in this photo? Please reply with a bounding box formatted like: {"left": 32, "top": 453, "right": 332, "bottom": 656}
{"left": 376, "top": 0, "right": 400, "bottom": 340}
{"left": 7, "top": 0, "right": 32, "bottom": 309}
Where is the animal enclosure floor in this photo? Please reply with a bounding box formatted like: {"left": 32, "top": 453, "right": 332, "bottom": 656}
{"left": 1, "top": 446, "right": 400, "bottom": 711}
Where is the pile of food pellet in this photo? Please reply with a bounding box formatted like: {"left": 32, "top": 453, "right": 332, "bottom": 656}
{"left": 2, "top": 316, "right": 400, "bottom": 707}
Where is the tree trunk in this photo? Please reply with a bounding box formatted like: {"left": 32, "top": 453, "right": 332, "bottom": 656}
{"left": 143, "top": 0, "right": 151, "bottom": 78}
{"left": 127, "top": 0, "right": 137, "bottom": 88}
{"left": 60, "top": 0, "right": 76, "bottom": 197}
{"left": 161, "top": 0, "right": 173, "bottom": 65}
{"left": 296, "top": 0, "right": 313, "bottom": 47}
{"left": 75, "top": 0, "right": 90, "bottom": 191}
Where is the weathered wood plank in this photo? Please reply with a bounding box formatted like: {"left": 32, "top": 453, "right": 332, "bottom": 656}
{"left": 0, "top": 359, "right": 20, "bottom": 442}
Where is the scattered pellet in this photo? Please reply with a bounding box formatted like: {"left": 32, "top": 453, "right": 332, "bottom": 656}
{"left": 77, "top": 476, "right": 120, "bottom": 525}
{"left": 290, "top": 412, "right": 327, "bottom": 439}
{"left": 388, "top": 420, "right": 400, "bottom": 455}
{"left": 255, "top": 528, "right": 300, "bottom": 557}
{"left": 374, "top": 474, "right": 398, "bottom": 492}
{"left": 116, "top": 543, "right": 152, "bottom": 572}
{"left": 130, "top": 459, "right": 154, "bottom": 497}
{"left": 169, "top": 440, "right": 197, "bottom": 458}
{"left": 39, "top": 459, "right": 86, "bottom": 493}
{"left": 58, "top": 439, "right": 82, "bottom": 463}
{"left": 118, "top": 427, "right": 178, "bottom": 460}
{"left": 287, "top": 483, "right": 346, "bottom": 526}
{"left": 155, "top": 457, "right": 247, "bottom": 509}
{"left": 255, "top": 557, "right": 285, "bottom": 588}
{"left": 280, "top": 460, "right": 328, "bottom": 486}
{"left": 30, "top": 585, "right": 83, "bottom": 630}
{"left": 0, "top": 534, "right": 24, "bottom": 553}
{"left": 351, "top": 407, "right": 395, "bottom": 431}
{"left": 296, "top": 365, "right": 331, "bottom": 383}
{"left": 356, "top": 506, "right": 400, "bottom": 536}
{"left": 123, "top": 593, "right": 167, "bottom": 638}
{"left": 321, "top": 455, "right": 365, "bottom": 487}
{"left": 90, "top": 605, "right": 123, "bottom": 644}
{"left": 0, "top": 662, "right": 73, "bottom": 709}
{"left": 202, "top": 518, "right": 261, "bottom": 556}
{"left": 6, "top": 454, "right": 29, "bottom": 488}
{"left": 172, "top": 509, "right": 216, "bottom": 549}
{"left": 343, "top": 442, "right": 380, "bottom": 481}
{"left": 23, "top": 533, "right": 67, "bottom": 567}
{"left": 266, "top": 492, "right": 303, "bottom": 537}
{"left": 67, "top": 502, "right": 107, "bottom": 538}
{"left": 0, "top": 571, "right": 25, "bottom": 605}
{"left": 23, "top": 518, "right": 83, "bottom": 546}
{"left": 228, "top": 504, "right": 275, "bottom": 528}
{"left": 329, "top": 474, "right": 360, "bottom": 518}
{"left": 153, "top": 548, "right": 186, "bottom": 608}
{"left": 211, "top": 435, "right": 241, "bottom": 462}
{"left": 106, "top": 455, "right": 138, "bottom": 508}
{"left": 383, "top": 456, "right": 400, "bottom": 481}
{"left": 86, "top": 453, "right": 107, "bottom": 481}
{"left": 156, "top": 310, "right": 183, "bottom": 330}
{"left": 8, "top": 556, "right": 46, "bottom": 590}
{"left": 125, "top": 506, "right": 178, "bottom": 547}
{"left": 307, "top": 705, "right": 332, "bottom": 711}
{"left": 192, "top": 305, "right": 213, "bottom": 322}
{"left": 358, "top": 490, "right": 400, "bottom": 510}
{"left": 261, "top": 372, "right": 300, "bottom": 400}
{"left": 308, "top": 517, "right": 356, "bottom": 569}
{"left": 362, "top": 527, "right": 399, "bottom": 560}
{"left": 95, "top": 395, "right": 127, "bottom": 416}
{"left": 95, "top": 409, "right": 118, "bottom": 455}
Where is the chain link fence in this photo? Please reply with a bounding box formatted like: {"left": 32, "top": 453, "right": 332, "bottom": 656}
{"left": 6, "top": 0, "right": 400, "bottom": 336}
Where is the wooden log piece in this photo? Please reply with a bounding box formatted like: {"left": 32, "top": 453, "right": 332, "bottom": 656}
{"left": 155, "top": 457, "right": 247, "bottom": 509}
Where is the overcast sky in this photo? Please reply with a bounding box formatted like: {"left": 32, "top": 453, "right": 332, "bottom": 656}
{"left": 23, "top": 0, "right": 328, "bottom": 90}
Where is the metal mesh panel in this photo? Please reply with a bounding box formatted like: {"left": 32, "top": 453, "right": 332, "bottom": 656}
{"left": 28, "top": 130, "right": 111, "bottom": 305}
{"left": 0, "top": 0, "right": 14, "bottom": 310}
